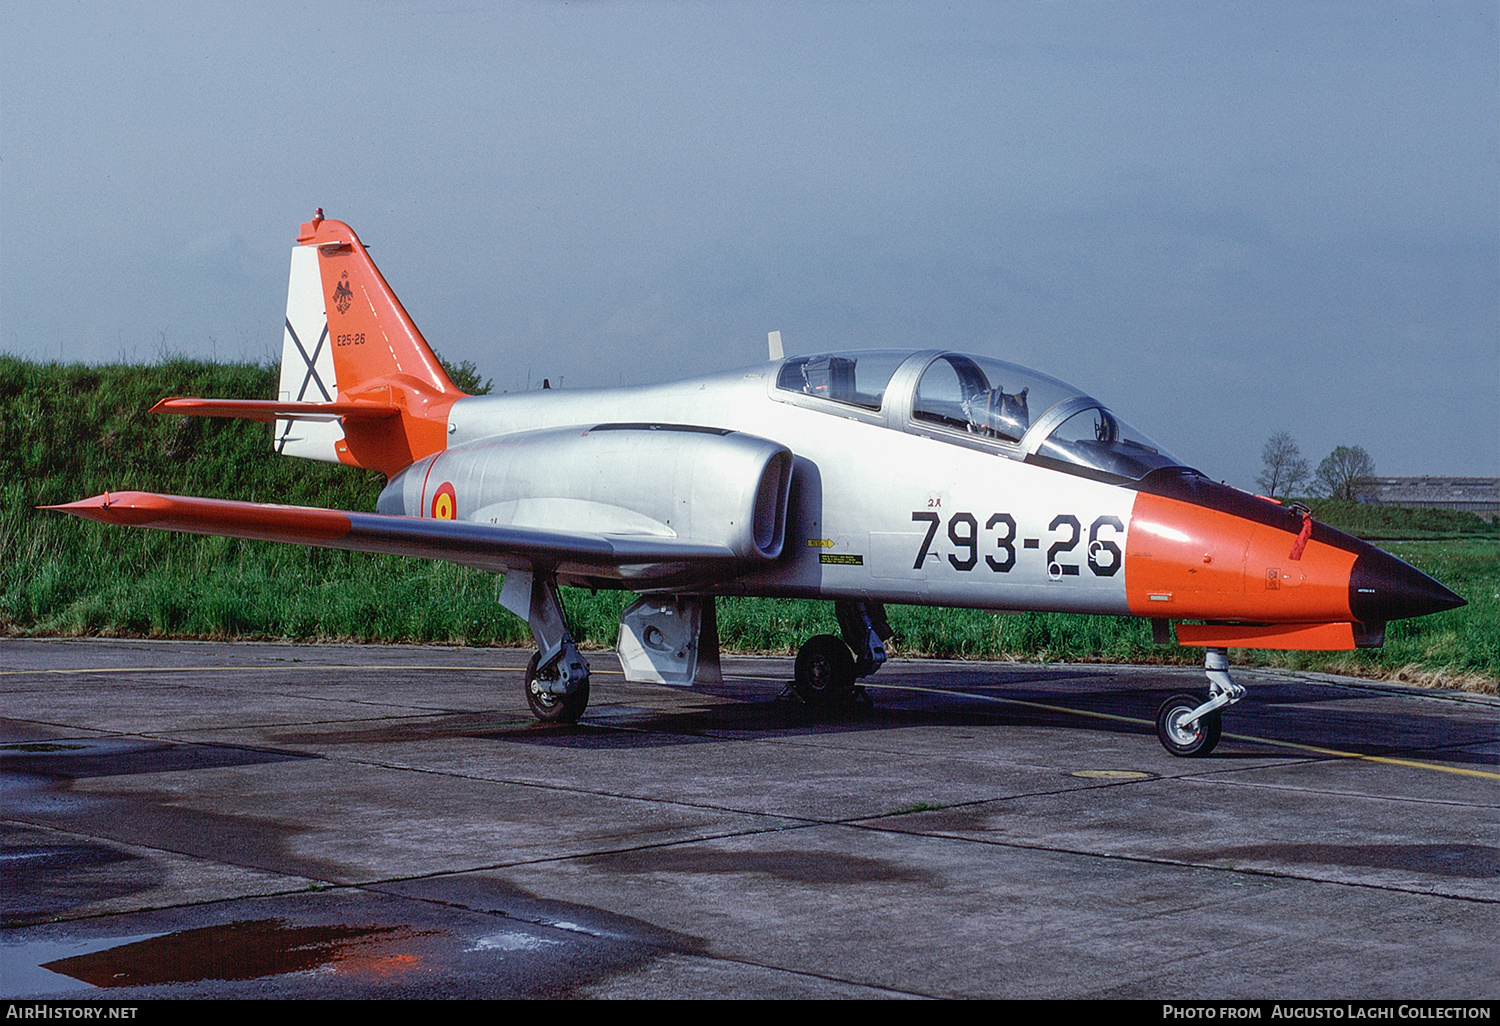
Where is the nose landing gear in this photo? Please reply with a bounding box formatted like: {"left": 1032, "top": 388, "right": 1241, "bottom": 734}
{"left": 1156, "top": 693, "right": 1223, "bottom": 756}
{"left": 1155, "top": 647, "right": 1243, "bottom": 757}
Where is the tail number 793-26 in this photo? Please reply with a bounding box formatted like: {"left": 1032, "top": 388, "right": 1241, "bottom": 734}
{"left": 911, "top": 511, "right": 1122, "bottom": 580}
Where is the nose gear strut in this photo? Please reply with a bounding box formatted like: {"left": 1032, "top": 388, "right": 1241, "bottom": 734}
{"left": 1155, "top": 647, "right": 1244, "bottom": 757}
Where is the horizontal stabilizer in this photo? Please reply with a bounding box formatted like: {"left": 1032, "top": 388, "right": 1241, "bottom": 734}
{"left": 47, "top": 492, "right": 744, "bottom": 580}
{"left": 151, "top": 397, "right": 402, "bottom": 422}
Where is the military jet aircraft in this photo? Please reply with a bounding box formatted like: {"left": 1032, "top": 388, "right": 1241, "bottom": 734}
{"left": 52, "top": 214, "right": 1466, "bottom": 756}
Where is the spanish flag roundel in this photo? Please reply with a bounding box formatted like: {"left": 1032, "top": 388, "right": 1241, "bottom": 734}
{"left": 431, "top": 482, "right": 457, "bottom": 520}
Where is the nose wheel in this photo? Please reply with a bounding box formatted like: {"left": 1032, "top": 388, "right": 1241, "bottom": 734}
{"left": 1156, "top": 693, "right": 1222, "bottom": 757}
{"left": 1154, "top": 647, "right": 1242, "bottom": 757}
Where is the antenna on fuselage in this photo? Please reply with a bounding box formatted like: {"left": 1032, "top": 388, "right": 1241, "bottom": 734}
{"left": 767, "top": 330, "right": 784, "bottom": 361}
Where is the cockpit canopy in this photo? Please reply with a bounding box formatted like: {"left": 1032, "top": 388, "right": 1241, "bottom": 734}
{"left": 775, "top": 351, "right": 909, "bottom": 412}
{"left": 774, "top": 350, "right": 1187, "bottom": 484}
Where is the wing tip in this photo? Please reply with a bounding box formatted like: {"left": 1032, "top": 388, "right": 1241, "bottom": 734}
{"left": 43, "top": 491, "right": 166, "bottom": 524}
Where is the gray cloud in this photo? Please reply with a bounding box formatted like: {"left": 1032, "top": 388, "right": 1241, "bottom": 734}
{"left": 3, "top": 1, "right": 1494, "bottom": 488}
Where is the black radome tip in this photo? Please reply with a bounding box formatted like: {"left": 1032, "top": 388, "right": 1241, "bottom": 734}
{"left": 1349, "top": 548, "right": 1467, "bottom": 624}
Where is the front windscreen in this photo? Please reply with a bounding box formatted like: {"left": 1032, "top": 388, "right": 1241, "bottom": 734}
{"left": 1032, "top": 404, "right": 1184, "bottom": 482}
{"left": 912, "top": 352, "right": 1185, "bottom": 482}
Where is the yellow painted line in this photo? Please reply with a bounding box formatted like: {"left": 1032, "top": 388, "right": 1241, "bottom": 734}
{"left": 869, "top": 681, "right": 1146, "bottom": 727}
{"left": 1212, "top": 732, "right": 1500, "bottom": 781}
{"left": 865, "top": 681, "right": 1500, "bottom": 782}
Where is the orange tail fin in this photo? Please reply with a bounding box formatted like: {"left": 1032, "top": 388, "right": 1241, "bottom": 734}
{"left": 293, "top": 214, "right": 466, "bottom": 476}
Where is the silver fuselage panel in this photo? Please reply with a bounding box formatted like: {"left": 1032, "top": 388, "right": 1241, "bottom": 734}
{"left": 379, "top": 351, "right": 1157, "bottom": 615}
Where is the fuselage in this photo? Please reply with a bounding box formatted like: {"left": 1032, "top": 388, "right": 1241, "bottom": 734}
{"left": 378, "top": 349, "right": 1462, "bottom": 645}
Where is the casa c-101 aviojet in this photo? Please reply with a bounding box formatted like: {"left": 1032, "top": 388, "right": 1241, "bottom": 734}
{"left": 52, "top": 213, "right": 1467, "bottom": 757}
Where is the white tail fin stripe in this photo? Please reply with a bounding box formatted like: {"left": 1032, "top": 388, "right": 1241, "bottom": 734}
{"left": 276, "top": 243, "right": 344, "bottom": 462}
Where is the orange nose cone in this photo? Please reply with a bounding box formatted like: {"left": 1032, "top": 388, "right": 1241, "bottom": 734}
{"left": 1124, "top": 473, "right": 1466, "bottom": 629}
{"left": 1122, "top": 471, "right": 1468, "bottom": 653}
{"left": 1125, "top": 491, "right": 1358, "bottom": 623}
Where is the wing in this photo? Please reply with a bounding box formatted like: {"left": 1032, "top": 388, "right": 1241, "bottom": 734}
{"left": 48, "top": 491, "right": 744, "bottom": 583}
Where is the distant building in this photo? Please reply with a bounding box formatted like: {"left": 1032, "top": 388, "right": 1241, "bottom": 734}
{"left": 1353, "top": 476, "right": 1500, "bottom": 515}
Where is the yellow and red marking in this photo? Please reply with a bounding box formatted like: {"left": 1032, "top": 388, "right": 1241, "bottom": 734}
{"left": 431, "top": 481, "right": 457, "bottom": 520}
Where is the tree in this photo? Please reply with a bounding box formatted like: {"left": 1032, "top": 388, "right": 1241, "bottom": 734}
{"left": 1314, "top": 445, "right": 1375, "bottom": 501}
{"left": 434, "top": 351, "right": 493, "bottom": 395}
{"left": 1255, "top": 431, "right": 1310, "bottom": 498}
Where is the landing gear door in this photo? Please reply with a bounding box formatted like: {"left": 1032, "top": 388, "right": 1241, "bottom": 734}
{"left": 617, "top": 596, "right": 722, "bottom": 687}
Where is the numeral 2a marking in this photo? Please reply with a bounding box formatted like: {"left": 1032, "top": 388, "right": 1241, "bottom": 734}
{"left": 1047, "top": 514, "right": 1081, "bottom": 577}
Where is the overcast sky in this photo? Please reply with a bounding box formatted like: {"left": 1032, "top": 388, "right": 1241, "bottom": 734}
{"left": 3, "top": 1, "right": 1496, "bottom": 490}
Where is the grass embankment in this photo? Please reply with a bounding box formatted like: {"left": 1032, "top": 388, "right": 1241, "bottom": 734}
{"left": 1301, "top": 499, "right": 1499, "bottom": 542}
{"left": 1, "top": 355, "right": 1494, "bottom": 692}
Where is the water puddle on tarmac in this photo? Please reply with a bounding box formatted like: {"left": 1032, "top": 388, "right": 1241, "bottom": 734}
{"left": 31, "top": 919, "right": 435, "bottom": 989}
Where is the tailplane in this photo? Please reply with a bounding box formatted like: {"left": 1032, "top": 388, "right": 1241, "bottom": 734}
{"left": 155, "top": 212, "right": 467, "bottom": 478}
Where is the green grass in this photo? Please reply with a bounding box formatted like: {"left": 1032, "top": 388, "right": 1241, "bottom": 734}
{"left": 1, "top": 355, "right": 1493, "bottom": 692}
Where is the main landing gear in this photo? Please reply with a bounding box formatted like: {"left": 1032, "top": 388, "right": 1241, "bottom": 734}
{"left": 500, "top": 570, "right": 591, "bottom": 724}
{"left": 791, "top": 601, "right": 892, "bottom": 708}
{"left": 1155, "top": 647, "right": 1244, "bottom": 757}
{"left": 524, "top": 650, "right": 591, "bottom": 723}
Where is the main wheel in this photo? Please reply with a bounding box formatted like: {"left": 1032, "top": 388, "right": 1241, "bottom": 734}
{"left": 524, "top": 651, "right": 590, "bottom": 723}
{"left": 1156, "top": 693, "right": 1222, "bottom": 757}
{"left": 794, "top": 634, "right": 856, "bottom": 706}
